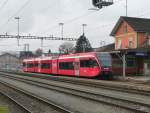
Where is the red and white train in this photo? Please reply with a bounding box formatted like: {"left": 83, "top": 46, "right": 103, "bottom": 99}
{"left": 22, "top": 52, "right": 112, "bottom": 79}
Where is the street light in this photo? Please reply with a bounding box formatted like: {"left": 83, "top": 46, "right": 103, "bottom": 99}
{"left": 88, "top": 8, "right": 99, "bottom": 11}
{"left": 100, "top": 41, "right": 106, "bottom": 47}
{"left": 59, "top": 23, "right": 64, "bottom": 39}
{"left": 15, "top": 17, "right": 20, "bottom": 46}
{"left": 82, "top": 24, "right": 87, "bottom": 35}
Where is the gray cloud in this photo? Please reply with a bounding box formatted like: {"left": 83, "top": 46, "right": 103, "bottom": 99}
{"left": 0, "top": 0, "right": 150, "bottom": 52}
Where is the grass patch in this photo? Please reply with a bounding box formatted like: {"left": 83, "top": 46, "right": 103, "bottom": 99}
{"left": 0, "top": 106, "right": 9, "bottom": 113}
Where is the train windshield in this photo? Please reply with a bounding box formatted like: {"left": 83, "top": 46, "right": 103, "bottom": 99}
{"left": 96, "top": 53, "right": 111, "bottom": 67}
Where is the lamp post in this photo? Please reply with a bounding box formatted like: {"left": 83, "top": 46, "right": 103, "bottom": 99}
{"left": 100, "top": 41, "right": 106, "bottom": 47}
{"left": 15, "top": 17, "right": 20, "bottom": 46}
{"left": 82, "top": 24, "right": 87, "bottom": 35}
{"left": 59, "top": 23, "right": 64, "bottom": 39}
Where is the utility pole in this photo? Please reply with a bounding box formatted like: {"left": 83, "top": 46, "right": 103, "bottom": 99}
{"left": 125, "top": 0, "right": 128, "bottom": 16}
{"left": 123, "top": 0, "right": 127, "bottom": 79}
{"left": 41, "top": 37, "right": 43, "bottom": 51}
{"left": 24, "top": 44, "right": 29, "bottom": 51}
{"left": 59, "top": 23, "right": 64, "bottom": 39}
{"left": 15, "top": 17, "right": 20, "bottom": 46}
{"left": 82, "top": 24, "right": 87, "bottom": 35}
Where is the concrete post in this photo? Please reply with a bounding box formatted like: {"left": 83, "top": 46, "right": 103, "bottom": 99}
{"left": 123, "top": 53, "right": 126, "bottom": 79}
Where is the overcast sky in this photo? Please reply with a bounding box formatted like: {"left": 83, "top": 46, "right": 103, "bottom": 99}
{"left": 0, "top": 0, "right": 150, "bottom": 53}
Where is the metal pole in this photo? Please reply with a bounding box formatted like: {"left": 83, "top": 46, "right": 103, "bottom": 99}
{"left": 15, "top": 17, "right": 20, "bottom": 46}
{"left": 24, "top": 44, "right": 29, "bottom": 51}
{"left": 59, "top": 23, "right": 64, "bottom": 39}
{"left": 41, "top": 38, "right": 43, "bottom": 50}
{"left": 126, "top": 0, "right": 127, "bottom": 16}
{"left": 82, "top": 24, "right": 87, "bottom": 35}
{"left": 123, "top": 53, "right": 126, "bottom": 79}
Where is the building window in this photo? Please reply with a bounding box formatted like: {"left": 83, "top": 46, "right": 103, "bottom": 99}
{"left": 118, "top": 38, "right": 122, "bottom": 49}
{"left": 124, "top": 24, "right": 128, "bottom": 34}
{"left": 126, "top": 56, "right": 136, "bottom": 67}
{"left": 59, "top": 62, "right": 74, "bottom": 70}
{"left": 128, "top": 37, "right": 133, "bottom": 48}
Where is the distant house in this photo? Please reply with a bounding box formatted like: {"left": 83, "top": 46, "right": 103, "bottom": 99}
{"left": 95, "top": 43, "right": 115, "bottom": 52}
{"left": 110, "top": 16, "right": 150, "bottom": 49}
{"left": 0, "top": 53, "right": 21, "bottom": 71}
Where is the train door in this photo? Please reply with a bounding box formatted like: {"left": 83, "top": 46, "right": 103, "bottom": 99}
{"left": 38, "top": 60, "right": 41, "bottom": 73}
{"left": 74, "top": 58, "right": 79, "bottom": 76}
{"left": 52, "top": 59, "right": 58, "bottom": 74}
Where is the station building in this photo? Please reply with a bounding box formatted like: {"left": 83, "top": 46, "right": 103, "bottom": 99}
{"left": 110, "top": 16, "right": 150, "bottom": 75}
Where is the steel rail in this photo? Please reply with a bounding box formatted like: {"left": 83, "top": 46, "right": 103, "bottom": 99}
{"left": 0, "top": 91, "right": 33, "bottom": 113}
{"left": 2, "top": 71, "right": 150, "bottom": 96}
{"left": 0, "top": 80, "right": 74, "bottom": 113}
{"left": 0, "top": 73, "right": 150, "bottom": 113}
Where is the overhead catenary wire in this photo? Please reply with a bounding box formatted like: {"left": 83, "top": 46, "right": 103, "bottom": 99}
{"left": 1, "top": 0, "right": 150, "bottom": 51}
{"left": 0, "top": 0, "right": 32, "bottom": 32}
{"left": 0, "top": 0, "right": 8, "bottom": 11}
{"left": 37, "top": 0, "right": 124, "bottom": 35}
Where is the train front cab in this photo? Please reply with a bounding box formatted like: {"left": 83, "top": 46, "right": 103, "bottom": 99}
{"left": 96, "top": 52, "right": 112, "bottom": 79}
{"left": 22, "top": 60, "right": 27, "bottom": 72}
{"left": 57, "top": 54, "right": 101, "bottom": 78}
{"left": 79, "top": 55, "right": 100, "bottom": 78}
{"left": 25, "top": 59, "right": 35, "bottom": 72}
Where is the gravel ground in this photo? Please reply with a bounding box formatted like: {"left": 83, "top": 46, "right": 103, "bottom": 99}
{"left": 0, "top": 76, "right": 137, "bottom": 113}
{"left": 0, "top": 83, "right": 62, "bottom": 113}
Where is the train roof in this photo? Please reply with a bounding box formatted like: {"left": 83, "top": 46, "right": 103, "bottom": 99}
{"left": 23, "top": 59, "right": 34, "bottom": 62}
{"left": 23, "top": 52, "right": 111, "bottom": 61}
{"left": 58, "top": 52, "right": 96, "bottom": 59}
{"left": 23, "top": 56, "right": 52, "bottom": 62}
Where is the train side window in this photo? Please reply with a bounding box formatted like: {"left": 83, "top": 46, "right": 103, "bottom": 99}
{"left": 41, "top": 63, "right": 51, "bottom": 69}
{"left": 59, "top": 62, "right": 74, "bottom": 70}
{"left": 27, "top": 63, "right": 34, "bottom": 68}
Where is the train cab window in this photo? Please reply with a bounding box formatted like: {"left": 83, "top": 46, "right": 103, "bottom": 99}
{"left": 80, "top": 59, "right": 98, "bottom": 68}
{"left": 59, "top": 62, "right": 74, "bottom": 70}
{"left": 41, "top": 63, "right": 51, "bottom": 69}
{"left": 90, "top": 60, "right": 99, "bottom": 67}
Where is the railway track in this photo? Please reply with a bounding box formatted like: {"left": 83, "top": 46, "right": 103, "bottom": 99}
{"left": 3, "top": 70, "right": 150, "bottom": 95}
{"left": 0, "top": 71, "right": 150, "bottom": 113}
{"left": 0, "top": 75, "right": 74, "bottom": 113}
{"left": 0, "top": 91, "right": 32, "bottom": 113}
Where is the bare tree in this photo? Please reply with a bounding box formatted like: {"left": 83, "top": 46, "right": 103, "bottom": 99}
{"left": 35, "top": 48, "right": 43, "bottom": 57}
{"left": 59, "top": 42, "right": 74, "bottom": 54}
